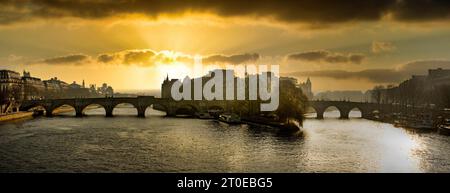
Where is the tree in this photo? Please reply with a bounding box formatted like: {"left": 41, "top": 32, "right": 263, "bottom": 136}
{"left": 231, "top": 100, "right": 250, "bottom": 116}
{"left": 371, "top": 85, "right": 385, "bottom": 104}
{"left": 275, "top": 79, "right": 308, "bottom": 126}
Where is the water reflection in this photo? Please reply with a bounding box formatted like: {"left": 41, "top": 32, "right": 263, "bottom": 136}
{"left": 0, "top": 109, "right": 449, "bottom": 172}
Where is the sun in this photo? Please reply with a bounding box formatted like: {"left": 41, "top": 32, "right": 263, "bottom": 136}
{"left": 159, "top": 50, "right": 178, "bottom": 61}
{"left": 157, "top": 63, "right": 191, "bottom": 78}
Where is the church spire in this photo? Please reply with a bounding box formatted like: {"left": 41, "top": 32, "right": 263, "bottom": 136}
{"left": 245, "top": 64, "right": 248, "bottom": 77}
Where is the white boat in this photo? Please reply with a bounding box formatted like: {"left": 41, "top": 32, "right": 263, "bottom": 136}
{"left": 218, "top": 113, "right": 241, "bottom": 124}
{"left": 438, "top": 119, "right": 450, "bottom": 136}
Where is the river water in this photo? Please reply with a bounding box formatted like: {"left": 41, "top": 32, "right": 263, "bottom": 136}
{"left": 1, "top": 107, "right": 450, "bottom": 172}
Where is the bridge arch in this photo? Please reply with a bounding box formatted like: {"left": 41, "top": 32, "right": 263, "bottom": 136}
{"left": 51, "top": 104, "right": 76, "bottom": 116}
{"left": 21, "top": 103, "right": 52, "bottom": 116}
{"left": 21, "top": 104, "right": 44, "bottom": 111}
{"left": 323, "top": 106, "right": 341, "bottom": 119}
{"left": 305, "top": 106, "right": 318, "bottom": 118}
{"left": 79, "top": 103, "right": 107, "bottom": 117}
{"left": 348, "top": 107, "right": 363, "bottom": 118}
{"left": 111, "top": 102, "right": 138, "bottom": 116}
{"left": 143, "top": 104, "right": 167, "bottom": 117}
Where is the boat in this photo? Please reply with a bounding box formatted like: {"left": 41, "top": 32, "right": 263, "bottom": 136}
{"left": 393, "top": 112, "right": 435, "bottom": 129}
{"left": 195, "top": 112, "right": 214, "bottom": 119}
{"left": 408, "top": 112, "right": 435, "bottom": 129}
{"left": 438, "top": 119, "right": 450, "bottom": 136}
{"left": 218, "top": 113, "right": 241, "bottom": 124}
{"left": 207, "top": 109, "right": 223, "bottom": 118}
{"left": 393, "top": 113, "right": 406, "bottom": 127}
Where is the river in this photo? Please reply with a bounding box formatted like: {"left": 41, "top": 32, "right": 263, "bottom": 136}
{"left": 1, "top": 106, "right": 449, "bottom": 172}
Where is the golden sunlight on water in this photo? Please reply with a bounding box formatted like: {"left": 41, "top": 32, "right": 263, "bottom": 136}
{"left": 0, "top": 108, "right": 449, "bottom": 172}
{"left": 303, "top": 110, "right": 430, "bottom": 172}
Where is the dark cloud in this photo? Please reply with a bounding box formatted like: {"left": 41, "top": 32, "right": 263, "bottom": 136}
{"left": 2, "top": 0, "right": 450, "bottom": 25}
{"left": 96, "top": 50, "right": 259, "bottom": 66}
{"left": 203, "top": 53, "right": 259, "bottom": 65}
{"left": 285, "top": 60, "right": 450, "bottom": 83}
{"left": 392, "top": 0, "right": 450, "bottom": 21}
{"left": 36, "top": 54, "right": 90, "bottom": 65}
{"left": 97, "top": 50, "right": 191, "bottom": 66}
{"left": 123, "top": 50, "right": 156, "bottom": 65}
{"left": 97, "top": 54, "right": 117, "bottom": 63}
{"left": 287, "top": 50, "right": 365, "bottom": 64}
{"left": 287, "top": 69, "right": 401, "bottom": 83}
{"left": 97, "top": 50, "right": 157, "bottom": 65}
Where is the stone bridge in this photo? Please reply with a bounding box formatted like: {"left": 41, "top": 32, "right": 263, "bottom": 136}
{"left": 20, "top": 96, "right": 235, "bottom": 117}
{"left": 20, "top": 97, "right": 390, "bottom": 120}
{"left": 308, "top": 100, "right": 390, "bottom": 119}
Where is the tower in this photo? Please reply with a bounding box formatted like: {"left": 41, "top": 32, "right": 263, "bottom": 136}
{"left": 306, "top": 77, "right": 311, "bottom": 92}
{"left": 244, "top": 64, "right": 248, "bottom": 77}
{"left": 82, "top": 79, "right": 85, "bottom": 88}
{"left": 162, "top": 74, "right": 170, "bottom": 98}
{"left": 23, "top": 70, "right": 31, "bottom": 77}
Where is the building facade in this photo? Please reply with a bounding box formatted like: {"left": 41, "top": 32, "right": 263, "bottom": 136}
{"left": 0, "top": 70, "right": 22, "bottom": 101}
{"left": 378, "top": 68, "right": 450, "bottom": 108}
{"left": 0, "top": 69, "right": 115, "bottom": 102}
{"left": 21, "top": 71, "right": 46, "bottom": 100}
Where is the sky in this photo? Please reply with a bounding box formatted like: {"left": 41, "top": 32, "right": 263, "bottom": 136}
{"left": 1, "top": 0, "right": 450, "bottom": 92}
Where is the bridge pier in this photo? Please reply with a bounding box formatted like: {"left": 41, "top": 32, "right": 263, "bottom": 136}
{"left": 339, "top": 109, "right": 350, "bottom": 119}
{"left": 340, "top": 113, "right": 349, "bottom": 119}
{"left": 316, "top": 110, "right": 324, "bottom": 119}
{"left": 45, "top": 109, "right": 53, "bottom": 117}
{"left": 75, "top": 107, "right": 83, "bottom": 117}
{"left": 166, "top": 108, "right": 176, "bottom": 117}
{"left": 361, "top": 111, "right": 370, "bottom": 119}
{"left": 104, "top": 107, "right": 114, "bottom": 117}
{"left": 137, "top": 108, "right": 146, "bottom": 118}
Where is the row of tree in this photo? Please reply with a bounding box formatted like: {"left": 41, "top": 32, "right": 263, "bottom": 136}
{"left": 371, "top": 84, "right": 450, "bottom": 108}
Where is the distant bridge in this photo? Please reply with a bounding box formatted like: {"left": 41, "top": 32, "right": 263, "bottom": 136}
{"left": 20, "top": 97, "right": 393, "bottom": 120}
{"left": 308, "top": 100, "right": 390, "bottom": 119}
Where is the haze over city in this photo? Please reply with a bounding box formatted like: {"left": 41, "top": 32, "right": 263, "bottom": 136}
{"left": 1, "top": 0, "right": 450, "bottom": 92}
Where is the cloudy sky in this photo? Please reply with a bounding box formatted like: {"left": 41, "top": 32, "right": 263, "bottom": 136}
{"left": 1, "top": 0, "right": 450, "bottom": 92}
